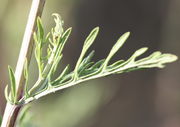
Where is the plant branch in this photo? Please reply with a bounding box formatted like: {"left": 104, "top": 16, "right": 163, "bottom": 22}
{"left": 23, "top": 51, "right": 178, "bottom": 104}
{"left": 1, "top": 0, "right": 46, "bottom": 127}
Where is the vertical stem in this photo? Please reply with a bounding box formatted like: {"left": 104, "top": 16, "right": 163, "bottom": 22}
{"left": 1, "top": 0, "right": 46, "bottom": 127}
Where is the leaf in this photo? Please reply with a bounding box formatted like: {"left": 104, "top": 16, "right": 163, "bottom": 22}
{"left": 4, "top": 85, "right": 13, "bottom": 104}
{"left": 84, "top": 27, "right": 99, "bottom": 46}
{"left": 24, "top": 59, "right": 29, "bottom": 99}
{"left": 61, "top": 28, "right": 72, "bottom": 44}
{"left": 21, "top": 14, "right": 178, "bottom": 105}
{"left": 79, "top": 62, "right": 94, "bottom": 77}
{"left": 107, "top": 60, "right": 125, "bottom": 71}
{"left": 136, "top": 51, "right": 162, "bottom": 64}
{"left": 53, "top": 65, "right": 70, "bottom": 85}
{"left": 78, "top": 50, "right": 95, "bottom": 70}
{"left": 89, "top": 59, "right": 105, "bottom": 70}
{"left": 45, "top": 32, "right": 51, "bottom": 42}
{"left": 103, "top": 32, "right": 130, "bottom": 69}
{"left": 46, "top": 28, "right": 71, "bottom": 80}
{"left": 118, "top": 67, "right": 142, "bottom": 73}
{"left": 127, "top": 47, "right": 148, "bottom": 63}
{"left": 137, "top": 53, "right": 178, "bottom": 69}
{"left": 58, "top": 73, "right": 73, "bottom": 84}
{"left": 74, "top": 27, "right": 99, "bottom": 78}
{"left": 158, "top": 53, "right": 178, "bottom": 64}
{"left": 37, "top": 17, "right": 44, "bottom": 41}
{"left": 52, "top": 13, "right": 64, "bottom": 37}
{"left": 80, "top": 60, "right": 105, "bottom": 78}
{"left": 8, "top": 66, "right": 17, "bottom": 103}
{"left": 33, "top": 32, "right": 38, "bottom": 44}
{"left": 48, "top": 54, "right": 63, "bottom": 77}
{"left": 55, "top": 28, "right": 72, "bottom": 56}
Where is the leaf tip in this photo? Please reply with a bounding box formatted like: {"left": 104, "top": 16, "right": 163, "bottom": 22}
{"left": 92, "top": 27, "right": 100, "bottom": 34}
{"left": 162, "top": 54, "right": 178, "bottom": 63}
{"left": 123, "top": 32, "right": 130, "bottom": 38}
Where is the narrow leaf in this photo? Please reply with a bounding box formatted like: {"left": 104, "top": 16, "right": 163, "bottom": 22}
{"left": 128, "top": 47, "right": 148, "bottom": 63}
{"left": 103, "top": 32, "right": 130, "bottom": 69}
{"left": 49, "top": 54, "right": 63, "bottom": 76}
{"left": 24, "top": 59, "right": 29, "bottom": 99}
{"left": 79, "top": 50, "right": 95, "bottom": 70}
{"left": 4, "top": 85, "right": 12, "bottom": 104}
{"left": 89, "top": 59, "right": 105, "bottom": 70}
{"left": 80, "top": 60, "right": 106, "bottom": 78}
{"left": 74, "top": 27, "right": 99, "bottom": 78}
{"left": 56, "top": 28, "right": 72, "bottom": 55}
{"left": 8, "top": 66, "right": 16, "bottom": 102}
{"left": 107, "top": 60, "right": 125, "bottom": 71}
{"left": 136, "top": 51, "right": 161, "bottom": 64}
{"left": 61, "top": 28, "right": 72, "bottom": 44}
{"left": 54, "top": 65, "right": 70, "bottom": 84}
{"left": 158, "top": 54, "right": 178, "bottom": 64}
{"left": 79, "top": 62, "right": 94, "bottom": 76}
{"left": 84, "top": 27, "right": 99, "bottom": 46}
{"left": 37, "top": 17, "right": 44, "bottom": 40}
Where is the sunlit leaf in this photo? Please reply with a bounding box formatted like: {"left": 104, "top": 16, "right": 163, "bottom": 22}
{"left": 18, "top": 14, "right": 178, "bottom": 106}
{"left": 74, "top": 27, "right": 99, "bottom": 79}
{"left": 103, "top": 32, "right": 130, "bottom": 69}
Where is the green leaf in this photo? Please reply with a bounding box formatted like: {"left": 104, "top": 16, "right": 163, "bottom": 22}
{"left": 53, "top": 65, "right": 70, "bottom": 84}
{"left": 61, "top": 28, "right": 72, "bottom": 44}
{"left": 74, "top": 27, "right": 99, "bottom": 78}
{"left": 54, "top": 72, "right": 73, "bottom": 85}
{"left": 89, "top": 59, "right": 105, "bottom": 70}
{"left": 45, "top": 32, "right": 51, "bottom": 42}
{"left": 79, "top": 59, "right": 106, "bottom": 78}
{"left": 4, "top": 85, "right": 13, "bottom": 104}
{"left": 79, "top": 62, "right": 94, "bottom": 77}
{"left": 107, "top": 60, "right": 125, "bottom": 71}
{"left": 24, "top": 59, "right": 29, "bottom": 99}
{"left": 78, "top": 50, "right": 95, "bottom": 70}
{"left": 48, "top": 54, "right": 63, "bottom": 78}
{"left": 37, "top": 17, "right": 44, "bottom": 41}
{"left": 55, "top": 28, "right": 72, "bottom": 56}
{"left": 21, "top": 13, "right": 178, "bottom": 105}
{"left": 103, "top": 32, "right": 130, "bottom": 69}
{"left": 33, "top": 32, "right": 38, "bottom": 44}
{"left": 8, "top": 66, "right": 17, "bottom": 103}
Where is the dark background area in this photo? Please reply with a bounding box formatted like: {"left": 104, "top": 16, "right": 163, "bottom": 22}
{"left": 0, "top": 0, "right": 179, "bottom": 127}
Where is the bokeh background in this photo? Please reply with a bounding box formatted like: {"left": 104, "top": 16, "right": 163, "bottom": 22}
{"left": 0, "top": 0, "right": 180, "bottom": 127}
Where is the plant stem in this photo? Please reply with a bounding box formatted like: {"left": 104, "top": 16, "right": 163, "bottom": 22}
{"left": 1, "top": 0, "right": 46, "bottom": 127}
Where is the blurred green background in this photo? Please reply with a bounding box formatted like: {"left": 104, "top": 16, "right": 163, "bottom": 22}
{"left": 0, "top": 0, "right": 180, "bottom": 127}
